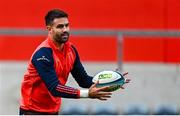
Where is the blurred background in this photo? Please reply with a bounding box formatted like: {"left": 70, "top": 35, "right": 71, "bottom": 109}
{"left": 0, "top": 0, "right": 180, "bottom": 115}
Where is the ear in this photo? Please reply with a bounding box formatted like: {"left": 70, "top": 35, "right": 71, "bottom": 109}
{"left": 46, "top": 26, "right": 52, "bottom": 32}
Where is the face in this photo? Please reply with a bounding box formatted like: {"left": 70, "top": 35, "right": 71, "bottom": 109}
{"left": 47, "top": 17, "right": 70, "bottom": 44}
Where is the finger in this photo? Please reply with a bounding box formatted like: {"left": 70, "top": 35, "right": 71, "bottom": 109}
{"left": 91, "top": 80, "right": 99, "bottom": 88}
{"left": 100, "top": 95, "right": 111, "bottom": 100}
{"left": 123, "top": 72, "right": 128, "bottom": 76}
{"left": 98, "top": 97, "right": 107, "bottom": 101}
{"left": 120, "top": 86, "right": 125, "bottom": 89}
{"left": 101, "top": 95, "right": 111, "bottom": 98}
{"left": 125, "top": 79, "right": 131, "bottom": 83}
{"left": 98, "top": 98, "right": 107, "bottom": 101}
{"left": 97, "top": 94, "right": 111, "bottom": 97}
{"left": 97, "top": 92, "right": 112, "bottom": 96}
{"left": 96, "top": 86, "right": 110, "bottom": 91}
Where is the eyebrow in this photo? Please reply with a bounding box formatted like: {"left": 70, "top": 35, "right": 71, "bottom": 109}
{"left": 56, "top": 23, "right": 69, "bottom": 28}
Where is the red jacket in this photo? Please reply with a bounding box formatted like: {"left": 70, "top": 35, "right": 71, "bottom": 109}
{"left": 20, "top": 37, "right": 93, "bottom": 113}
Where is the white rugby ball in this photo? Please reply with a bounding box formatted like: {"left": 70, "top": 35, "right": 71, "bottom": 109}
{"left": 92, "top": 70, "right": 125, "bottom": 92}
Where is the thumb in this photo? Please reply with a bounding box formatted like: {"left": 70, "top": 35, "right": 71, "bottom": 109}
{"left": 91, "top": 80, "right": 99, "bottom": 88}
{"left": 123, "top": 72, "right": 128, "bottom": 76}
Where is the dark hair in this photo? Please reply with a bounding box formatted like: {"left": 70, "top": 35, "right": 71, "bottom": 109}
{"left": 45, "top": 9, "right": 68, "bottom": 26}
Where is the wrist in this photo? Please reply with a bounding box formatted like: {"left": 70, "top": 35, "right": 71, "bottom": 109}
{"left": 79, "top": 89, "right": 89, "bottom": 98}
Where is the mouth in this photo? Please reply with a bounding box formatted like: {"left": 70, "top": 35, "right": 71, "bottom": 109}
{"left": 62, "top": 35, "right": 68, "bottom": 38}
{"left": 61, "top": 33, "right": 69, "bottom": 38}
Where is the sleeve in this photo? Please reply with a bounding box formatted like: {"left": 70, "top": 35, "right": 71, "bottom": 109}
{"left": 71, "top": 45, "right": 94, "bottom": 88}
{"left": 31, "top": 47, "right": 80, "bottom": 98}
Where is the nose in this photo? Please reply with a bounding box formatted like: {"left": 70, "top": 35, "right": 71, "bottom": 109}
{"left": 62, "top": 26, "right": 67, "bottom": 32}
{"left": 63, "top": 26, "right": 70, "bottom": 33}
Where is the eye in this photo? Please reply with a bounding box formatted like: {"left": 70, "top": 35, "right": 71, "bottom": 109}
{"left": 65, "top": 23, "right": 69, "bottom": 27}
{"left": 57, "top": 24, "right": 64, "bottom": 29}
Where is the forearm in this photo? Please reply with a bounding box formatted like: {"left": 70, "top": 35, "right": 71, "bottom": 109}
{"left": 49, "top": 83, "right": 89, "bottom": 98}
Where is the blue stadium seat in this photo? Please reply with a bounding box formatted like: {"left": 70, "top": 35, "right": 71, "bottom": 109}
{"left": 60, "top": 103, "right": 89, "bottom": 115}
{"left": 153, "top": 104, "right": 178, "bottom": 115}
{"left": 123, "top": 103, "right": 149, "bottom": 115}
{"left": 90, "top": 103, "right": 119, "bottom": 115}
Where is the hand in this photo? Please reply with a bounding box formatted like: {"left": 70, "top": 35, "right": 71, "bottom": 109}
{"left": 88, "top": 81, "right": 112, "bottom": 101}
{"left": 119, "top": 72, "right": 131, "bottom": 89}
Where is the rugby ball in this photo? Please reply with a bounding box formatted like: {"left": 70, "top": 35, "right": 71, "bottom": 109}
{"left": 92, "top": 70, "right": 125, "bottom": 92}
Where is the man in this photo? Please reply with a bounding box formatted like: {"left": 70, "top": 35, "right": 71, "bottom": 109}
{"left": 19, "top": 9, "right": 129, "bottom": 115}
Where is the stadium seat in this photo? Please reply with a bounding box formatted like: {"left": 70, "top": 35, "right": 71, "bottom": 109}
{"left": 123, "top": 103, "right": 149, "bottom": 115}
{"left": 90, "top": 103, "right": 119, "bottom": 115}
{"left": 153, "top": 104, "right": 178, "bottom": 115}
{"left": 60, "top": 103, "right": 89, "bottom": 115}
